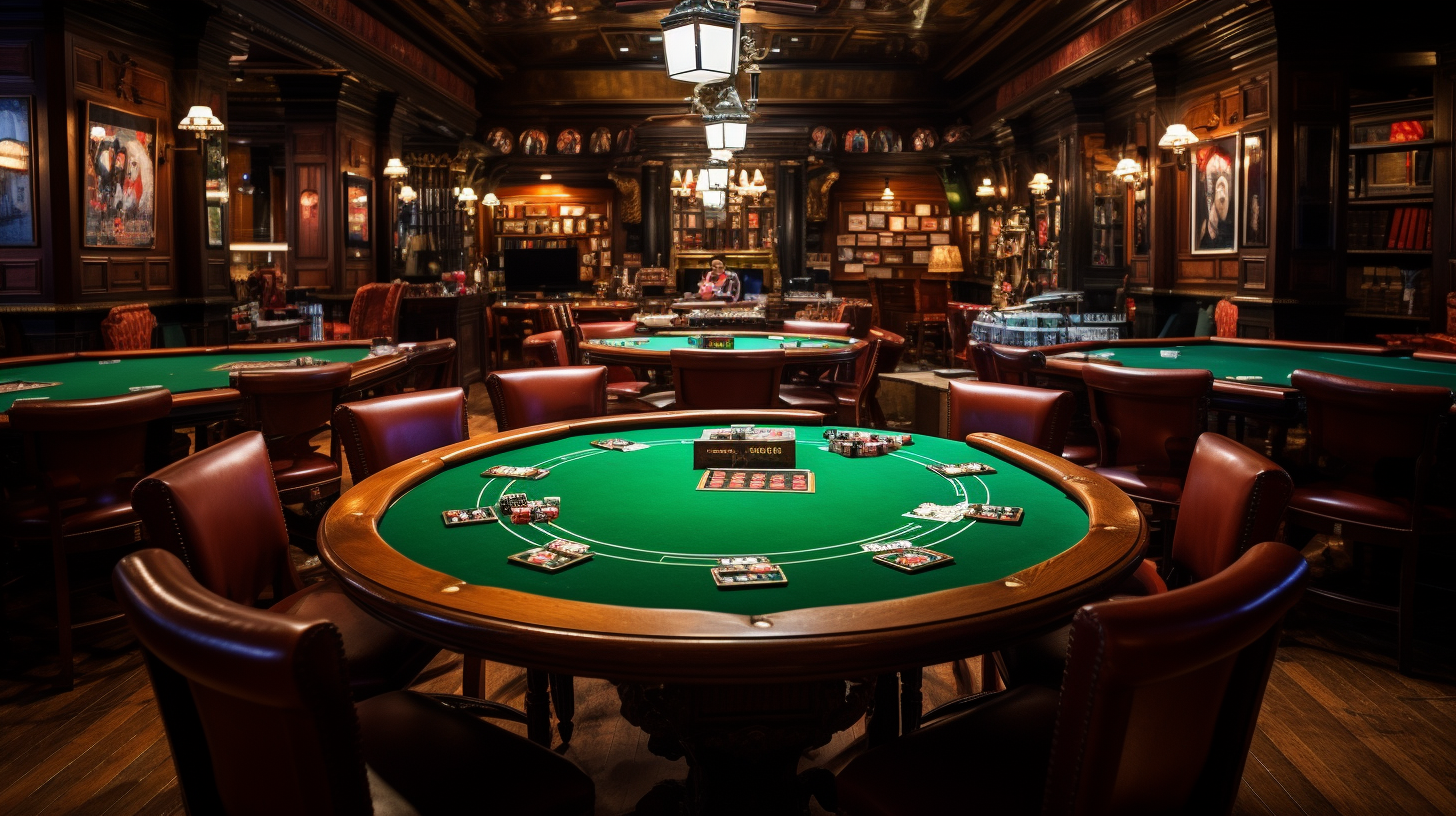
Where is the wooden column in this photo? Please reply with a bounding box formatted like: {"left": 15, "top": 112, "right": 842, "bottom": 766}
{"left": 641, "top": 161, "right": 670, "bottom": 268}
{"left": 775, "top": 160, "right": 804, "bottom": 291}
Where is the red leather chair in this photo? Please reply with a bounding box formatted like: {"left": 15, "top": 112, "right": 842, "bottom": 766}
{"left": 349, "top": 282, "right": 405, "bottom": 342}
{"left": 997, "top": 432, "right": 1293, "bottom": 689}
{"left": 233, "top": 363, "right": 352, "bottom": 507}
{"left": 401, "top": 338, "right": 458, "bottom": 391}
{"left": 1082, "top": 365, "right": 1211, "bottom": 518}
{"left": 131, "top": 432, "right": 438, "bottom": 700}
{"left": 99, "top": 303, "right": 157, "bottom": 350}
{"left": 976, "top": 344, "right": 1099, "bottom": 465}
{"left": 522, "top": 329, "right": 570, "bottom": 368}
{"left": 1285, "top": 369, "right": 1454, "bottom": 673}
{"left": 946, "top": 302, "right": 991, "bottom": 368}
{"left": 1214, "top": 298, "right": 1239, "bottom": 338}
{"left": 577, "top": 321, "right": 653, "bottom": 404}
{"left": 780, "top": 339, "right": 881, "bottom": 425}
{"left": 836, "top": 300, "right": 874, "bottom": 338}
{"left": 659, "top": 348, "right": 786, "bottom": 410}
{"left": 486, "top": 366, "right": 608, "bottom": 431}
{"left": 865, "top": 327, "right": 906, "bottom": 429}
{"left": 980, "top": 344, "right": 1046, "bottom": 386}
{"left": 4, "top": 389, "right": 172, "bottom": 688}
{"left": 781, "top": 319, "right": 851, "bottom": 337}
{"left": 334, "top": 388, "right": 468, "bottom": 481}
{"left": 948, "top": 380, "right": 1073, "bottom": 456}
{"left": 112, "top": 548, "right": 594, "bottom": 816}
{"left": 836, "top": 542, "right": 1309, "bottom": 816}
{"left": 966, "top": 341, "right": 996, "bottom": 381}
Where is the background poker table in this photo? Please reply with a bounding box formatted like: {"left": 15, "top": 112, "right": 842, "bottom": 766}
{"left": 579, "top": 331, "right": 864, "bottom": 370}
{"left": 0, "top": 343, "right": 391, "bottom": 429}
{"left": 320, "top": 410, "right": 1145, "bottom": 684}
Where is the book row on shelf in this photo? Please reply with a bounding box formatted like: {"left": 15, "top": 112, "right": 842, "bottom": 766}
{"left": 1354, "top": 265, "right": 1429, "bottom": 315}
{"left": 1347, "top": 207, "right": 1433, "bottom": 251}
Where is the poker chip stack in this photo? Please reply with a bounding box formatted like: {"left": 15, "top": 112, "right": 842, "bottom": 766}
{"left": 823, "top": 429, "right": 913, "bottom": 458}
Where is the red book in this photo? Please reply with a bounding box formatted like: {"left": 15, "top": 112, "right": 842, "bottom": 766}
{"left": 1386, "top": 208, "right": 1405, "bottom": 249}
{"left": 1418, "top": 208, "right": 1431, "bottom": 250}
{"left": 1401, "top": 207, "right": 1419, "bottom": 249}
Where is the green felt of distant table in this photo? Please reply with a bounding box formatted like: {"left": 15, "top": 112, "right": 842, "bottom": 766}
{"left": 1075, "top": 344, "right": 1456, "bottom": 391}
{"left": 0, "top": 347, "right": 369, "bottom": 413}
{"left": 376, "top": 425, "right": 1091, "bottom": 617}
{"left": 591, "top": 335, "right": 854, "bottom": 352}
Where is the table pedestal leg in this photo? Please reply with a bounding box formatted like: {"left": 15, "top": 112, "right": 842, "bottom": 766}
{"left": 526, "top": 669, "right": 552, "bottom": 746}
{"left": 617, "top": 678, "right": 873, "bottom": 816}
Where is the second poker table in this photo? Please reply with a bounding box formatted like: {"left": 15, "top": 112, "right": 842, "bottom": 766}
{"left": 578, "top": 330, "right": 865, "bottom": 370}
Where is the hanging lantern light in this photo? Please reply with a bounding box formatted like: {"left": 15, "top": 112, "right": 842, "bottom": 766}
{"left": 703, "top": 160, "right": 730, "bottom": 191}
{"left": 703, "top": 84, "right": 750, "bottom": 151}
{"left": 1028, "top": 172, "right": 1052, "bottom": 197}
{"left": 660, "top": 0, "right": 740, "bottom": 84}
{"left": 701, "top": 189, "right": 726, "bottom": 209}
{"left": 881, "top": 177, "right": 894, "bottom": 201}
{"left": 382, "top": 158, "right": 409, "bottom": 178}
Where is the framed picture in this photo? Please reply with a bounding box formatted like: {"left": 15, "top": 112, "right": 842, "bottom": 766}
{"left": 1191, "top": 134, "right": 1238, "bottom": 253}
{"left": 344, "top": 173, "right": 370, "bottom": 249}
{"left": 1241, "top": 129, "right": 1268, "bottom": 247}
{"left": 204, "top": 133, "right": 227, "bottom": 199}
{"left": 911, "top": 250, "right": 931, "bottom": 264}
{"left": 857, "top": 233, "right": 879, "bottom": 246}
{"left": 0, "top": 96, "right": 36, "bottom": 246}
{"left": 206, "top": 203, "right": 224, "bottom": 248}
{"left": 866, "top": 213, "right": 887, "bottom": 229}
{"left": 921, "top": 219, "right": 938, "bottom": 231}
{"left": 525, "top": 204, "right": 551, "bottom": 217}
{"left": 888, "top": 215, "right": 905, "bottom": 232}
{"left": 884, "top": 252, "right": 905, "bottom": 264}
{"left": 905, "top": 233, "right": 929, "bottom": 246}
{"left": 504, "top": 220, "right": 525, "bottom": 233}
{"left": 836, "top": 233, "right": 856, "bottom": 246}
{"left": 847, "top": 213, "right": 868, "bottom": 231}
{"left": 968, "top": 211, "right": 981, "bottom": 232}
{"left": 865, "top": 267, "right": 891, "bottom": 278}
{"left": 879, "top": 234, "right": 896, "bottom": 247}
{"left": 905, "top": 216, "right": 920, "bottom": 230}
{"left": 844, "top": 262, "right": 865, "bottom": 274}
{"left": 837, "top": 247, "right": 855, "bottom": 261}
{"left": 569, "top": 205, "right": 587, "bottom": 217}
{"left": 940, "top": 217, "right": 952, "bottom": 230}
{"left": 859, "top": 250, "right": 881, "bottom": 264}
{"left": 930, "top": 233, "right": 950, "bottom": 245}
{"left": 83, "top": 102, "right": 157, "bottom": 248}
{"left": 868, "top": 200, "right": 898, "bottom": 212}
{"left": 914, "top": 203, "right": 932, "bottom": 217}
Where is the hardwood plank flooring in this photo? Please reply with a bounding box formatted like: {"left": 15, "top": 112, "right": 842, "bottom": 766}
{"left": 2, "top": 384, "right": 1453, "bottom": 814}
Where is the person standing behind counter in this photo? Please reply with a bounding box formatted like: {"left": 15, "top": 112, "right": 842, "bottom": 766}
{"left": 696, "top": 256, "right": 741, "bottom": 302}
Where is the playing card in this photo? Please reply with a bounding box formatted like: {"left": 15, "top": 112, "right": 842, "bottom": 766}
{"left": 591, "top": 438, "right": 648, "bottom": 451}
{"left": 710, "top": 563, "right": 788, "bottom": 589}
{"left": 717, "top": 556, "right": 771, "bottom": 566}
{"left": 508, "top": 547, "right": 591, "bottom": 572}
{"left": 904, "top": 502, "right": 970, "bottom": 523}
{"left": 860, "top": 540, "right": 914, "bottom": 552}
{"left": 927, "top": 462, "right": 997, "bottom": 477}
{"left": 546, "top": 538, "right": 591, "bottom": 555}
{"left": 441, "top": 507, "right": 499, "bottom": 527}
{"left": 481, "top": 465, "right": 551, "bottom": 480}
{"left": 873, "top": 548, "right": 955, "bottom": 573}
{"left": 963, "top": 504, "right": 1025, "bottom": 524}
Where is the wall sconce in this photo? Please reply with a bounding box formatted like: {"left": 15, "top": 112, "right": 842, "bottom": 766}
{"left": 177, "top": 105, "right": 224, "bottom": 140}
{"left": 383, "top": 158, "right": 409, "bottom": 178}
{"left": 660, "top": 0, "right": 740, "bottom": 84}
{"left": 1028, "top": 172, "right": 1052, "bottom": 198}
{"left": 881, "top": 177, "right": 894, "bottom": 201}
{"left": 975, "top": 177, "right": 997, "bottom": 199}
{"left": 1158, "top": 124, "right": 1199, "bottom": 170}
{"left": 398, "top": 185, "right": 418, "bottom": 203}
{"left": 1112, "top": 157, "right": 1145, "bottom": 191}
{"left": 482, "top": 191, "right": 500, "bottom": 207}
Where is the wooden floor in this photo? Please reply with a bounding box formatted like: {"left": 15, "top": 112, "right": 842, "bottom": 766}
{"left": 2, "top": 385, "right": 1455, "bottom": 815}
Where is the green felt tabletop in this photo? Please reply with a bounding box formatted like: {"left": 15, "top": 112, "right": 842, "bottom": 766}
{"left": 376, "top": 426, "right": 1091, "bottom": 616}
{"left": 0, "top": 347, "right": 369, "bottom": 413}
{"left": 1073, "top": 345, "right": 1456, "bottom": 391}
{"left": 589, "top": 334, "right": 853, "bottom": 352}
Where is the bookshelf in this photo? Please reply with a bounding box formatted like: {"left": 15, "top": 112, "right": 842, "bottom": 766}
{"left": 1343, "top": 99, "right": 1436, "bottom": 321}
{"left": 487, "top": 200, "right": 613, "bottom": 282}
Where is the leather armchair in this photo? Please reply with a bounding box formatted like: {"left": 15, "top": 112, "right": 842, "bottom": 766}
{"left": 663, "top": 348, "right": 786, "bottom": 410}
{"left": 4, "top": 389, "right": 173, "bottom": 688}
{"left": 401, "top": 338, "right": 458, "bottom": 391}
{"left": 836, "top": 542, "right": 1309, "bottom": 816}
{"left": 982, "top": 344, "right": 1047, "bottom": 386}
{"left": 522, "top": 330, "right": 569, "bottom": 368}
{"left": 99, "top": 304, "right": 157, "bottom": 351}
{"left": 947, "top": 380, "right": 1073, "bottom": 457}
{"left": 781, "top": 320, "right": 851, "bottom": 337}
{"left": 349, "top": 282, "right": 405, "bottom": 343}
{"left": 334, "top": 388, "right": 468, "bottom": 481}
{"left": 486, "top": 366, "right": 609, "bottom": 431}
{"left": 233, "top": 362, "right": 352, "bottom": 506}
{"left": 112, "top": 548, "right": 594, "bottom": 816}
{"left": 1082, "top": 364, "right": 1211, "bottom": 513}
{"left": 865, "top": 327, "right": 906, "bottom": 429}
{"left": 131, "top": 432, "right": 438, "bottom": 699}
{"left": 577, "top": 321, "right": 653, "bottom": 405}
{"left": 780, "top": 339, "right": 881, "bottom": 426}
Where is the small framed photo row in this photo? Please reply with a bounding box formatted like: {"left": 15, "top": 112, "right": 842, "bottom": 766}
{"left": 847, "top": 214, "right": 868, "bottom": 231}
{"left": 857, "top": 233, "right": 879, "bottom": 246}
{"left": 930, "top": 233, "right": 950, "bottom": 245}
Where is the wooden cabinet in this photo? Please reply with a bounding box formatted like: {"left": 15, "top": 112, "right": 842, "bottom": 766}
{"left": 399, "top": 293, "right": 487, "bottom": 386}
{"left": 488, "top": 202, "right": 612, "bottom": 281}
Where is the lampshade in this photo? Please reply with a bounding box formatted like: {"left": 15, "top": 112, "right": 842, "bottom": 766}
{"left": 482, "top": 191, "right": 500, "bottom": 207}
{"left": 1158, "top": 123, "right": 1199, "bottom": 150}
{"left": 661, "top": 0, "right": 740, "bottom": 84}
{"left": 177, "top": 105, "right": 224, "bottom": 134}
{"left": 975, "top": 177, "right": 996, "bottom": 198}
{"left": 398, "top": 185, "right": 418, "bottom": 203}
{"left": 458, "top": 187, "right": 478, "bottom": 202}
{"left": 928, "top": 244, "right": 964, "bottom": 276}
{"left": 230, "top": 242, "right": 289, "bottom": 256}
{"left": 672, "top": 169, "right": 684, "bottom": 187}
{"left": 1112, "top": 157, "right": 1142, "bottom": 181}
{"left": 1028, "top": 172, "right": 1052, "bottom": 195}
{"left": 739, "top": 169, "right": 750, "bottom": 188}
{"left": 701, "top": 189, "right": 726, "bottom": 209}
{"left": 703, "top": 163, "right": 730, "bottom": 191}
{"left": 750, "top": 168, "right": 764, "bottom": 186}
{"left": 683, "top": 168, "right": 695, "bottom": 187}
{"left": 383, "top": 158, "right": 409, "bottom": 177}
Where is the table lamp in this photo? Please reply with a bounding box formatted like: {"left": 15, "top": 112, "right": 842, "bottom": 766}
{"left": 928, "top": 245, "right": 964, "bottom": 276}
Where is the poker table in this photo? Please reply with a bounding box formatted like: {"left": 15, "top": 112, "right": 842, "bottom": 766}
{"left": 0, "top": 342, "right": 399, "bottom": 429}
{"left": 319, "top": 410, "right": 1144, "bottom": 813}
{"left": 578, "top": 330, "right": 865, "bottom": 370}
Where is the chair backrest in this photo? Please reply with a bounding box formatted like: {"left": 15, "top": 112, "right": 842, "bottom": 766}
{"left": 837, "top": 301, "right": 874, "bottom": 338}
{"left": 781, "top": 320, "right": 851, "bottom": 337}
{"left": 1291, "top": 369, "right": 1452, "bottom": 498}
{"left": 403, "top": 338, "right": 457, "bottom": 390}
{"left": 577, "top": 321, "right": 641, "bottom": 341}
{"left": 669, "top": 348, "right": 785, "bottom": 410}
{"left": 8, "top": 390, "right": 173, "bottom": 501}
{"left": 947, "top": 302, "right": 990, "bottom": 365}
{"left": 1043, "top": 542, "right": 1308, "bottom": 816}
{"left": 131, "top": 431, "right": 297, "bottom": 607}
{"left": 234, "top": 363, "right": 353, "bottom": 442}
{"left": 947, "top": 380, "right": 1073, "bottom": 456}
{"left": 348, "top": 282, "right": 405, "bottom": 343}
{"left": 1169, "top": 433, "right": 1292, "bottom": 586}
{"left": 967, "top": 341, "right": 996, "bottom": 380}
{"left": 1214, "top": 299, "right": 1239, "bottom": 338}
{"left": 334, "top": 388, "right": 467, "bottom": 482}
{"left": 113, "top": 548, "right": 372, "bottom": 816}
{"left": 485, "top": 366, "right": 608, "bottom": 431}
{"left": 982, "top": 344, "right": 1046, "bottom": 385}
{"left": 522, "top": 330, "right": 569, "bottom": 367}
{"left": 1082, "top": 365, "right": 1211, "bottom": 474}
{"left": 100, "top": 304, "right": 157, "bottom": 351}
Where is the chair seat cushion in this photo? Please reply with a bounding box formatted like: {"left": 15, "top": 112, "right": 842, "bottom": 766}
{"left": 357, "top": 690, "right": 594, "bottom": 816}
{"left": 1092, "top": 466, "right": 1184, "bottom": 505}
{"left": 271, "top": 580, "right": 437, "bottom": 699}
{"left": 1061, "top": 443, "right": 1099, "bottom": 466}
{"left": 1286, "top": 484, "right": 1454, "bottom": 531}
{"left": 777, "top": 384, "right": 838, "bottom": 410}
{"left": 639, "top": 392, "right": 677, "bottom": 411}
{"left": 837, "top": 685, "right": 1058, "bottom": 816}
{"left": 6, "top": 488, "right": 142, "bottom": 539}
{"left": 271, "top": 451, "right": 342, "bottom": 492}
{"left": 606, "top": 381, "right": 652, "bottom": 399}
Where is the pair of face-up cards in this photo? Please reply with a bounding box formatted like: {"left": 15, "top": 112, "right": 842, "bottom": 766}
{"left": 927, "top": 462, "right": 996, "bottom": 477}
{"left": 591, "top": 438, "right": 648, "bottom": 452}
{"left": 442, "top": 507, "right": 499, "bottom": 527}
{"left": 508, "top": 539, "right": 592, "bottom": 572}
{"left": 873, "top": 548, "right": 955, "bottom": 573}
{"left": 711, "top": 556, "right": 788, "bottom": 589}
{"left": 481, "top": 465, "right": 550, "bottom": 480}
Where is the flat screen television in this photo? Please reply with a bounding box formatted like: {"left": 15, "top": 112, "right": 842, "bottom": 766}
{"left": 502, "top": 248, "right": 580, "bottom": 293}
